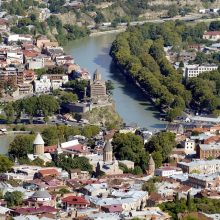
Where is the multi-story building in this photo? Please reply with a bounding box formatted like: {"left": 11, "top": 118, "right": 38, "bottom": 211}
{"left": 177, "top": 159, "right": 220, "bottom": 174}
{"left": 188, "top": 172, "right": 220, "bottom": 189}
{"left": 34, "top": 74, "right": 68, "bottom": 93}
{"left": 18, "top": 83, "right": 33, "bottom": 95}
{"left": 182, "top": 138, "right": 196, "bottom": 155}
{"left": 197, "top": 143, "right": 220, "bottom": 159}
{"left": 184, "top": 64, "right": 218, "bottom": 78}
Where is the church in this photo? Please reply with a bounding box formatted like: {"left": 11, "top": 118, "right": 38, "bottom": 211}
{"left": 27, "top": 133, "right": 52, "bottom": 163}
{"left": 90, "top": 69, "right": 108, "bottom": 102}
{"left": 96, "top": 140, "right": 123, "bottom": 176}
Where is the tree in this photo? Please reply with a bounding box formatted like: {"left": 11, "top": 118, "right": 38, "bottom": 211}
{"left": 55, "top": 154, "right": 93, "bottom": 173}
{"left": 4, "top": 191, "right": 23, "bottom": 207}
{"left": 42, "top": 127, "right": 59, "bottom": 146}
{"left": 0, "top": 155, "right": 13, "bottom": 173}
{"left": 60, "top": 92, "right": 78, "bottom": 103}
{"left": 167, "top": 5, "right": 178, "bottom": 18}
{"left": 81, "top": 125, "right": 100, "bottom": 138}
{"left": 112, "top": 133, "right": 149, "bottom": 171}
{"left": 32, "top": 157, "right": 44, "bottom": 166}
{"left": 9, "top": 135, "right": 35, "bottom": 159}
{"left": 145, "top": 132, "right": 176, "bottom": 163}
{"left": 4, "top": 103, "right": 15, "bottom": 123}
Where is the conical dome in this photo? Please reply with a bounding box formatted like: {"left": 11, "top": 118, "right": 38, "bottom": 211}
{"left": 103, "top": 140, "right": 112, "bottom": 152}
{"left": 33, "top": 133, "right": 44, "bottom": 145}
{"left": 93, "top": 69, "right": 102, "bottom": 81}
{"left": 149, "top": 154, "right": 155, "bottom": 165}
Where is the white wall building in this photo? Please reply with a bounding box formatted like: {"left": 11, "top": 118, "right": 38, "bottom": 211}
{"left": 34, "top": 75, "right": 51, "bottom": 93}
{"left": 183, "top": 138, "right": 196, "bottom": 155}
{"left": 155, "top": 167, "right": 183, "bottom": 177}
{"left": 184, "top": 64, "right": 218, "bottom": 78}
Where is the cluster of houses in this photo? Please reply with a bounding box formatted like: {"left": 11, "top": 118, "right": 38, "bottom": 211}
{"left": 164, "top": 30, "right": 220, "bottom": 79}
{"left": 0, "top": 122, "right": 220, "bottom": 219}
{"left": 0, "top": 18, "right": 90, "bottom": 100}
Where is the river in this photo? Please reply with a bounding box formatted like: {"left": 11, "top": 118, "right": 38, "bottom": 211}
{"left": 64, "top": 33, "right": 167, "bottom": 130}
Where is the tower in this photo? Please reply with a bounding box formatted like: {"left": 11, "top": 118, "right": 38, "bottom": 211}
{"left": 103, "top": 140, "right": 113, "bottom": 163}
{"left": 147, "top": 154, "right": 155, "bottom": 175}
{"left": 33, "top": 133, "right": 45, "bottom": 155}
{"left": 90, "top": 69, "right": 107, "bottom": 100}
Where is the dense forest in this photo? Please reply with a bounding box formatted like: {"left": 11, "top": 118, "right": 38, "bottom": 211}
{"left": 110, "top": 21, "right": 220, "bottom": 121}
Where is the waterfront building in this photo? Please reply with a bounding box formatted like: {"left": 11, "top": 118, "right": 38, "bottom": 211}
{"left": 90, "top": 69, "right": 107, "bottom": 102}
{"left": 184, "top": 64, "right": 218, "bottom": 78}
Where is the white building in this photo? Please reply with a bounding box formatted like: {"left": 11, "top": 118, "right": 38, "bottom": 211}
{"left": 34, "top": 75, "right": 51, "bottom": 93}
{"left": 28, "top": 57, "right": 44, "bottom": 69}
{"left": 203, "top": 31, "right": 220, "bottom": 41}
{"left": 183, "top": 138, "right": 196, "bottom": 155}
{"left": 7, "top": 34, "right": 32, "bottom": 43}
{"left": 184, "top": 64, "right": 218, "bottom": 78}
{"left": 155, "top": 166, "right": 183, "bottom": 177}
{"left": 6, "top": 51, "right": 23, "bottom": 64}
{"left": 34, "top": 74, "right": 68, "bottom": 93}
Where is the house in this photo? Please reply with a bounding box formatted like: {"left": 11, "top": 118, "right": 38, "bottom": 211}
{"left": 62, "top": 196, "right": 90, "bottom": 210}
{"left": 203, "top": 31, "right": 220, "bottom": 41}
{"left": 36, "top": 36, "right": 51, "bottom": 49}
{"left": 155, "top": 166, "right": 183, "bottom": 177}
{"left": 28, "top": 57, "right": 44, "bottom": 69}
{"left": 184, "top": 64, "right": 218, "bottom": 78}
{"left": 37, "top": 168, "right": 59, "bottom": 179}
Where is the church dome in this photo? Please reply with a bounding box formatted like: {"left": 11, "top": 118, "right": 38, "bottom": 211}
{"left": 32, "top": 188, "right": 51, "bottom": 199}
{"left": 33, "top": 133, "right": 45, "bottom": 145}
{"left": 149, "top": 155, "right": 155, "bottom": 165}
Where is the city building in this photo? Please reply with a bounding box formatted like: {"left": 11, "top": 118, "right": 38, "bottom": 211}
{"left": 184, "top": 64, "right": 218, "bottom": 78}
{"left": 182, "top": 138, "right": 196, "bottom": 155}
{"left": 197, "top": 143, "right": 220, "bottom": 159}
{"left": 155, "top": 166, "right": 183, "bottom": 177}
{"left": 177, "top": 159, "right": 220, "bottom": 174}
{"left": 187, "top": 172, "right": 220, "bottom": 189}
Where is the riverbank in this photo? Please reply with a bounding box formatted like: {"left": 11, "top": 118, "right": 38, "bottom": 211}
{"left": 90, "top": 28, "right": 126, "bottom": 36}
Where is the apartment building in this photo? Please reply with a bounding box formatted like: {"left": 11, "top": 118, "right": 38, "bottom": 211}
{"left": 184, "top": 64, "right": 218, "bottom": 78}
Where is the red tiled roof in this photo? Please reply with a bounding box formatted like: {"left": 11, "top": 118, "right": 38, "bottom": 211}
{"left": 14, "top": 206, "right": 57, "bottom": 215}
{"left": 23, "top": 50, "right": 39, "bottom": 57}
{"left": 38, "top": 168, "right": 59, "bottom": 177}
{"left": 65, "top": 144, "right": 84, "bottom": 153}
{"left": 62, "top": 196, "right": 89, "bottom": 205}
{"left": 44, "top": 145, "right": 57, "bottom": 153}
{"left": 204, "top": 31, "right": 220, "bottom": 36}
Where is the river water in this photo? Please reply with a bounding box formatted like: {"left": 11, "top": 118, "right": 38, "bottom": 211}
{"left": 0, "top": 33, "right": 166, "bottom": 154}
{"left": 64, "top": 33, "right": 167, "bottom": 130}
